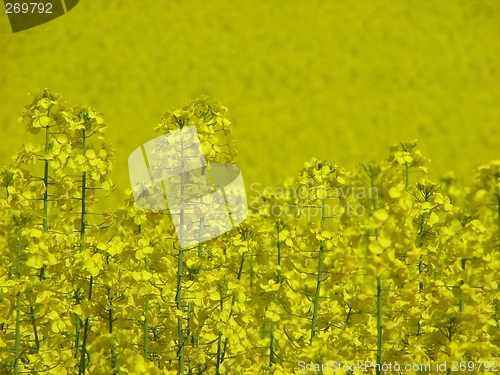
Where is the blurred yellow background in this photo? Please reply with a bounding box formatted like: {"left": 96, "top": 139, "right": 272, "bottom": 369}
{"left": 1, "top": 0, "right": 499, "bottom": 208}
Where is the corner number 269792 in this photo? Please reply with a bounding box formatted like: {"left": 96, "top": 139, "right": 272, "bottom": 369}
{"left": 5, "top": 3, "right": 53, "bottom": 14}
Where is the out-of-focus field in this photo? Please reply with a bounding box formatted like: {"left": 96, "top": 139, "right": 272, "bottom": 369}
{"left": 1, "top": 0, "right": 499, "bottom": 208}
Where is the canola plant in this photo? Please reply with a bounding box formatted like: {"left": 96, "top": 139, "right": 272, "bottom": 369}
{"left": 1, "top": 90, "right": 500, "bottom": 374}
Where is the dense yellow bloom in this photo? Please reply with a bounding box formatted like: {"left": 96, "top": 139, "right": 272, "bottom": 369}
{"left": 1, "top": 92, "right": 500, "bottom": 374}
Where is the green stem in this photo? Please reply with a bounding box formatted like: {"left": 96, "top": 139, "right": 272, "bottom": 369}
{"left": 270, "top": 222, "right": 282, "bottom": 366}
{"left": 269, "top": 317, "right": 275, "bottom": 367}
{"left": 215, "top": 332, "right": 222, "bottom": 375}
{"left": 29, "top": 300, "right": 40, "bottom": 351}
{"left": 42, "top": 120, "right": 50, "bottom": 233}
{"left": 417, "top": 214, "right": 425, "bottom": 336}
{"left": 310, "top": 199, "right": 325, "bottom": 344}
{"left": 459, "top": 259, "right": 466, "bottom": 312}
{"left": 108, "top": 289, "right": 113, "bottom": 334}
{"left": 216, "top": 284, "right": 225, "bottom": 375}
{"left": 78, "top": 276, "right": 93, "bottom": 375}
{"left": 40, "top": 122, "right": 51, "bottom": 281}
{"left": 220, "top": 252, "right": 245, "bottom": 362}
{"left": 369, "top": 166, "right": 383, "bottom": 374}
{"left": 198, "top": 164, "right": 207, "bottom": 257}
{"left": 186, "top": 303, "right": 193, "bottom": 374}
{"left": 344, "top": 307, "right": 352, "bottom": 331}
{"left": 74, "top": 290, "right": 81, "bottom": 361}
{"left": 107, "top": 286, "right": 120, "bottom": 374}
{"left": 376, "top": 276, "right": 383, "bottom": 375}
{"left": 78, "top": 127, "right": 91, "bottom": 375}
{"left": 80, "top": 128, "right": 87, "bottom": 251}
{"left": 143, "top": 260, "right": 149, "bottom": 360}
{"left": 111, "top": 345, "right": 122, "bottom": 375}
{"left": 250, "top": 254, "right": 254, "bottom": 288}
{"left": 176, "top": 140, "right": 186, "bottom": 375}
{"left": 496, "top": 174, "right": 500, "bottom": 247}
{"left": 176, "top": 248, "right": 184, "bottom": 374}
{"left": 14, "top": 226, "right": 23, "bottom": 375}
{"left": 405, "top": 162, "right": 409, "bottom": 189}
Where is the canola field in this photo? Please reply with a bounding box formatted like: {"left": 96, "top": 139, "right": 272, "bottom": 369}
{"left": 1, "top": 88, "right": 500, "bottom": 374}
{"left": 1, "top": 1, "right": 500, "bottom": 374}
{"left": 1, "top": 0, "right": 499, "bottom": 201}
